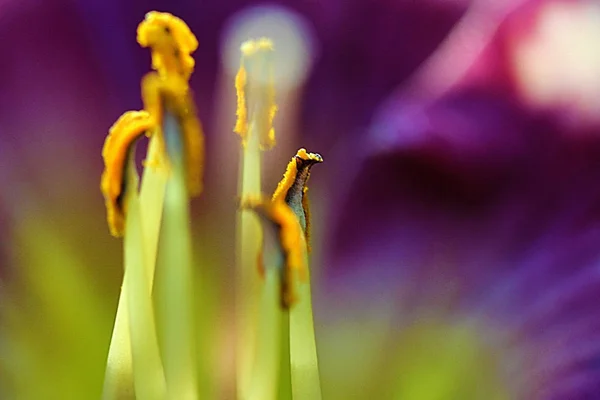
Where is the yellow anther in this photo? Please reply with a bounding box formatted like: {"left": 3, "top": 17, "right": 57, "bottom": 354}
{"left": 137, "top": 11, "right": 198, "bottom": 80}
{"left": 101, "top": 12, "right": 204, "bottom": 239}
{"left": 240, "top": 195, "right": 308, "bottom": 308}
{"left": 234, "top": 65, "right": 248, "bottom": 136}
{"left": 101, "top": 111, "right": 153, "bottom": 237}
{"left": 139, "top": 72, "right": 204, "bottom": 197}
{"left": 234, "top": 38, "right": 277, "bottom": 150}
{"left": 271, "top": 149, "right": 323, "bottom": 250}
{"left": 136, "top": 12, "right": 204, "bottom": 198}
{"left": 272, "top": 149, "right": 322, "bottom": 203}
{"left": 272, "top": 154, "right": 299, "bottom": 204}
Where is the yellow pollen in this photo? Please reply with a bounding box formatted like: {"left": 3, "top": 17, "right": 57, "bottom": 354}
{"left": 101, "top": 110, "right": 152, "bottom": 237}
{"left": 234, "top": 38, "right": 277, "bottom": 150}
{"left": 234, "top": 65, "right": 248, "bottom": 137}
{"left": 137, "top": 11, "right": 198, "bottom": 80}
{"left": 271, "top": 149, "right": 323, "bottom": 250}
{"left": 102, "top": 12, "right": 204, "bottom": 237}
{"left": 136, "top": 12, "right": 204, "bottom": 197}
{"left": 240, "top": 195, "right": 308, "bottom": 308}
{"left": 272, "top": 153, "right": 299, "bottom": 204}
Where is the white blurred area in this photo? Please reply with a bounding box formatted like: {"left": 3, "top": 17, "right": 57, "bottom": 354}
{"left": 220, "top": 5, "right": 317, "bottom": 90}
{"left": 512, "top": 1, "right": 600, "bottom": 126}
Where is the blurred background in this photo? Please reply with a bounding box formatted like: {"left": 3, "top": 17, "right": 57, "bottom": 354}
{"left": 2, "top": 0, "right": 600, "bottom": 398}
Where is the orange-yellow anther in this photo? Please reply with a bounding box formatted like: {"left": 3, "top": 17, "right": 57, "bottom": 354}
{"left": 240, "top": 195, "right": 308, "bottom": 308}
{"left": 101, "top": 111, "right": 152, "bottom": 237}
{"left": 234, "top": 38, "right": 277, "bottom": 150}
{"left": 271, "top": 149, "right": 323, "bottom": 251}
{"left": 136, "top": 11, "right": 204, "bottom": 197}
{"left": 233, "top": 65, "right": 248, "bottom": 136}
{"left": 272, "top": 149, "right": 323, "bottom": 203}
{"left": 140, "top": 72, "right": 204, "bottom": 197}
{"left": 137, "top": 11, "right": 198, "bottom": 80}
{"left": 101, "top": 12, "right": 204, "bottom": 239}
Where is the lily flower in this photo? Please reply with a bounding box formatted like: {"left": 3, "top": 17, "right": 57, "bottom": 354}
{"left": 3, "top": 1, "right": 600, "bottom": 400}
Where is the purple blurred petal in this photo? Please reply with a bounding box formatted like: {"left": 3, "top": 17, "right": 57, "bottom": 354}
{"left": 327, "top": 78, "right": 600, "bottom": 396}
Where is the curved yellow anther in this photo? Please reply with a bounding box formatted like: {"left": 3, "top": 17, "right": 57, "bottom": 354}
{"left": 101, "top": 13, "right": 204, "bottom": 238}
{"left": 272, "top": 148, "right": 323, "bottom": 204}
{"left": 234, "top": 38, "right": 277, "bottom": 150}
{"left": 271, "top": 149, "right": 323, "bottom": 251}
{"left": 272, "top": 154, "right": 298, "bottom": 204}
{"left": 136, "top": 12, "right": 204, "bottom": 197}
{"left": 140, "top": 72, "right": 204, "bottom": 197}
{"left": 240, "top": 195, "right": 308, "bottom": 308}
{"left": 137, "top": 11, "right": 198, "bottom": 80}
{"left": 101, "top": 110, "right": 152, "bottom": 237}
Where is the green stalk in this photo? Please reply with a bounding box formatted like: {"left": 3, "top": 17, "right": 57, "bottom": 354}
{"left": 123, "top": 180, "right": 166, "bottom": 400}
{"left": 102, "top": 134, "right": 168, "bottom": 400}
{"left": 156, "top": 112, "right": 198, "bottom": 399}
{"left": 236, "top": 129, "right": 262, "bottom": 399}
{"left": 289, "top": 264, "right": 321, "bottom": 400}
{"left": 102, "top": 285, "right": 134, "bottom": 400}
{"left": 247, "top": 267, "right": 282, "bottom": 400}
{"left": 278, "top": 310, "right": 292, "bottom": 400}
{"left": 277, "top": 151, "right": 323, "bottom": 400}
{"left": 235, "top": 38, "right": 277, "bottom": 399}
{"left": 139, "top": 135, "right": 169, "bottom": 286}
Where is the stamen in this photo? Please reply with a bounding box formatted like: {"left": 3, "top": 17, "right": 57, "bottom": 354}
{"left": 137, "top": 11, "right": 198, "bottom": 80}
{"left": 272, "top": 148, "right": 323, "bottom": 247}
{"left": 137, "top": 12, "right": 202, "bottom": 398}
{"left": 102, "top": 12, "right": 203, "bottom": 400}
{"left": 101, "top": 110, "right": 152, "bottom": 237}
{"left": 137, "top": 11, "right": 204, "bottom": 197}
{"left": 271, "top": 150, "right": 323, "bottom": 399}
{"left": 234, "top": 38, "right": 277, "bottom": 150}
{"left": 235, "top": 37, "right": 277, "bottom": 399}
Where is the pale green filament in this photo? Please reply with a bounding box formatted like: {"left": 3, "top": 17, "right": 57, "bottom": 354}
{"left": 155, "top": 112, "right": 199, "bottom": 400}
{"left": 102, "top": 135, "right": 168, "bottom": 400}
{"left": 139, "top": 136, "right": 169, "bottom": 277}
{"left": 236, "top": 129, "right": 263, "bottom": 399}
{"left": 289, "top": 266, "right": 322, "bottom": 400}
{"left": 235, "top": 38, "right": 280, "bottom": 400}
{"left": 123, "top": 174, "right": 166, "bottom": 400}
{"left": 278, "top": 310, "right": 293, "bottom": 400}
{"left": 102, "top": 289, "right": 134, "bottom": 400}
{"left": 101, "top": 152, "right": 166, "bottom": 400}
{"left": 248, "top": 268, "right": 282, "bottom": 400}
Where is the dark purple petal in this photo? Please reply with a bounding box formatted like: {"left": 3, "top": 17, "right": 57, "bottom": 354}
{"left": 326, "top": 73, "right": 600, "bottom": 399}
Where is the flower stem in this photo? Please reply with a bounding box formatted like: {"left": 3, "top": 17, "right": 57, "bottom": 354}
{"left": 289, "top": 265, "right": 322, "bottom": 400}
{"left": 278, "top": 310, "right": 292, "bottom": 400}
{"left": 156, "top": 112, "right": 198, "bottom": 399}
{"left": 248, "top": 267, "right": 282, "bottom": 400}
{"left": 102, "top": 145, "right": 167, "bottom": 400}
{"left": 123, "top": 184, "right": 167, "bottom": 400}
{"left": 102, "top": 287, "right": 134, "bottom": 400}
{"left": 139, "top": 136, "right": 168, "bottom": 281}
{"left": 236, "top": 130, "right": 262, "bottom": 399}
